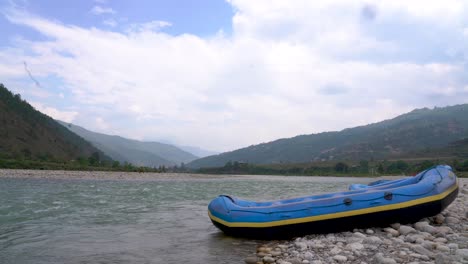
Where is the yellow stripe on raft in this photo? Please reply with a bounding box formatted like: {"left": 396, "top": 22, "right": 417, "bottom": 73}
{"left": 208, "top": 180, "right": 458, "bottom": 228}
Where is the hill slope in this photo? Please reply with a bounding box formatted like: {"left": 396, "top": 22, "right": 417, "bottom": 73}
{"left": 59, "top": 121, "right": 198, "bottom": 167}
{"left": 188, "top": 105, "right": 468, "bottom": 168}
{"left": 0, "top": 83, "right": 106, "bottom": 162}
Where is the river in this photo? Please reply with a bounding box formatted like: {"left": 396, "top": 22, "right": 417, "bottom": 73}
{"left": 0, "top": 172, "right": 375, "bottom": 264}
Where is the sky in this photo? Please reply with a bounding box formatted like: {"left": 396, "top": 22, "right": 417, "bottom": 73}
{"left": 0, "top": 0, "right": 468, "bottom": 152}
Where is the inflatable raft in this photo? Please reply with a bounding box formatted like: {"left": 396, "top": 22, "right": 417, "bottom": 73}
{"left": 208, "top": 165, "right": 458, "bottom": 239}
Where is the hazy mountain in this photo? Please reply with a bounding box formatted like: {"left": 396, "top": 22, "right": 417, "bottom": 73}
{"left": 0, "top": 83, "right": 107, "bottom": 162}
{"left": 188, "top": 104, "right": 468, "bottom": 168}
{"left": 178, "top": 145, "right": 219, "bottom": 158}
{"left": 59, "top": 121, "right": 198, "bottom": 167}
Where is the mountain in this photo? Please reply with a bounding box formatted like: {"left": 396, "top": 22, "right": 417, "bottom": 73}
{"left": 0, "top": 83, "right": 107, "bottom": 162}
{"left": 188, "top": 104, "right": 468, "bottom": 168}
{"left": 59, "top": 121, "right": 198, "bottom": 167}
{"left": 178, "top": 145, "right": 219, "bottom": 158}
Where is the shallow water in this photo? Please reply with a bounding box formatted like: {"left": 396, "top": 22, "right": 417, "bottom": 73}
{"left": 0, "top": 174, "right": 373, "bottom": 264}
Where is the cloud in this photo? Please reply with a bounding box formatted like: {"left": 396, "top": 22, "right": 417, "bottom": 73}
{"left": 90, "top": 6, "right": 116, "bottom": 15}
{"left": 30, "top": 102, "right": 78, "bottom": 123}
{"left": 127, "top": 20, "right": 172, "bottom": 32}
{"left": 361, "top": 4, "right": 378, "bottom": 21}
{"left": 1, "top": 1, "right": 468, "bottom": 151}
{"left": 103, "top": 18, "right": 117, "bottom": 27}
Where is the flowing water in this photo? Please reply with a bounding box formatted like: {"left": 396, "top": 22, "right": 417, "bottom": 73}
{"left": 0, "top": 173, "right": 374, "bottom": 264}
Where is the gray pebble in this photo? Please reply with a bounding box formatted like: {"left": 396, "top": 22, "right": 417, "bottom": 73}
{"left": 244, "top": 256, "right": 257, "bottom": 264}
{"left": 263, "top": 256, "right": 275, "bottom": 263}
{"left": 332, "top": 255, "right": 347, "bottom": 263}
{"left": 399, "top": 225, "right": 416, "bottom": 235}
{"left": 411, "top": 245, "right": 434, "bottom": 257}
{"left": 456, "top": 248, "right": 468, "bottom": 259}
{"left": 374, "top": 253, "right": 397, "bottom": 264}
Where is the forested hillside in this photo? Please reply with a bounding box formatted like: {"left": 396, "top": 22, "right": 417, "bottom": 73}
{"left": 59, "top": 121, "right": 198, "bottom": 167}
{"left": 0, "top": 83, "right": 108, "bottom": 164}
{"left": 189, "top": 105, "right": 468, "bottom": 168}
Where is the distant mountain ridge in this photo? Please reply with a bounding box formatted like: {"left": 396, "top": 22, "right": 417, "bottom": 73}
{"left": 0, "top": 83, "right": 107, "bottom": 162}
{"left": 188, "top": 104, "right": 468, "bottom": 168}
{"left": 59, "top": 121, "right": 198, "bottom": 167}
{"left": 178, "top": 145, "right": 219, "bottom": 158}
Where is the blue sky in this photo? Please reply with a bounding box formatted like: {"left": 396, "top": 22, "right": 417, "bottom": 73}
{"left": 1, "top": 0, "right": 468, "bottom": 152}
{"left": 0, "top": 0, "right": 233, "bottom": 45}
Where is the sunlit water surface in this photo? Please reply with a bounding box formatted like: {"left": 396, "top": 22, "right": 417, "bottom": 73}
{"left": 0, "top": 174, "right": 373, "bottom": 264}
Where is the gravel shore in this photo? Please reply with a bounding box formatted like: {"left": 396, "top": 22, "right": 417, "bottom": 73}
{"left": 0, "top": 169, "right": 224, "bottom": 180}
{"left": 246, "top": 179, "right": 468, "bottom": 264}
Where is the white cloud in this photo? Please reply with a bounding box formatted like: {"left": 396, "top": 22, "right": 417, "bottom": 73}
{"left": 103, "top": 18, "right": 117, "bottom": 27}
{"left": 94, "top": 117, "right": 110, "bottom": 130}
{"left": 90, "top": 6, "right": 116, "bottom": 15}
{"left": 30, "top": 102, "right": 78, "bottom": 123}
{"left": 127, "top": 20, "right": 172, "bottom": 33}
{"left": 1, "top": 2, "right": 468, "bottom": 151}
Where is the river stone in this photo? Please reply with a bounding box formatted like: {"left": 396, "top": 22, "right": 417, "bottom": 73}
{"left": 421, "top": 225, "right": 437, "bottom": 234}
{"left": 447, "top": 243, "right": 458, "bottom": 250}
{"left": 433, "top": 237, "right": 447, "bottom": 243}
{"left": 244, "top": 256, "right": 258, "bottom": 264}
{"left": 445, "top": 216, "right": 460, "bottom": 224}
{"left": 295, "top": 242, "right": 307, "bottom": 251}
{"left": 436, "top": 244, "right": 450, "bottom": 252}
{"left": 411, "top": 245, "right": 434, "bottom": 257}
{"left": 346, "top": 242, "right": 364, "bottom": 251}
{"left": 436, "top": 226, "right": 453, "bottom": 236}
{"left": 364, "top": 236, "right": 382, "bottom": 244}
{"left": 303, "top": 251, "right": 314, "bottom": 260}
{"left": 435, "top": 214, "right": 445, "bottom": 225}
{"left": 365, "top": 229, "right": 374, "bottom": 235}
{"left": 353, "top": 232, "right": 367, "bottom": 238}
{"left": 384, "top": 227, "right": 399, "bottom": 237}
{"left": 456, "top": 248, "right": 468, "bottom": 259}
{"left": 414, "top": 221, "right": 429, "bottom": 231}
{"left": 263, "top": 256, "right": 275, "bottom": 263}
{"left": 332, "top": 255, "right": 347, "bottom": 263}
{"left": 258, "top": 246, "right": 270, "bottom": 253}
{"left": 278, "top": 245, "right": 289, "bottom": 251}
{"left": 399, "top": 225, "right": 416, "bottom": 235}
{"left": 330, "top": 246, "right": 341, "bottom": 255}
{"left": 374, "top": 253, "right": 397, "bottom": 264}
{"left": 421, "top": 241, "right": 436, "bottom": 250}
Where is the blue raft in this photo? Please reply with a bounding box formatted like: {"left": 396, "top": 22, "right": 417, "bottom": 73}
{"left": 208, "top": 165, "right": 458, "bottom": 239}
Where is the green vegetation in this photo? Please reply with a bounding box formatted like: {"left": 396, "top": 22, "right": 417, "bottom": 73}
{"left": 189, "top": 104, "right": 468, "bottom": 168}
{"left": 0, "top": 156, "right": 166, "bottom": 172}
{"left": 1, "top": 82, "right": 467, "bottom": 176}
{"left": 197, "top": 159, "right": 468, "bottom": 178}
{"left": 57, "top": 120, "right": 198, "bottom": 167}
{"left": 0, "top": 83, "right": 110, "bottom": 167}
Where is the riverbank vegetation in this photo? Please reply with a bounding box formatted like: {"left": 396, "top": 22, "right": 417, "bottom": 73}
{"left": 2, "top": 153, "right": 468, "bottom": 177}
{"left": 0, "top": 154, "right": 166, "bottom": 173}
{"left": 196, "top": 159, "right": 468, "bottom": 178}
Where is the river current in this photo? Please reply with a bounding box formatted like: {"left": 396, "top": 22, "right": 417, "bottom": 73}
{"left": 0, "top": 173, "right": 373, "bottom": 264}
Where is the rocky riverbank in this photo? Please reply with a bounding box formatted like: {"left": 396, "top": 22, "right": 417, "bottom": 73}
{"left": 245, "top": 180, "right": 468, "bottom": 264}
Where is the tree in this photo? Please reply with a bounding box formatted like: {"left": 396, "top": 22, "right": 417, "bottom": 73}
{"left": 88, "top": 152, "right": 100, "bottom": 166}
{"left": 359, "top": 160, "right": 369, "bottom": 173}
{"left": 377, "top": 163, "right": 385, "bottom": 174}
{"left": 334, "top": 162, "right": 349, "bottom": 173}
